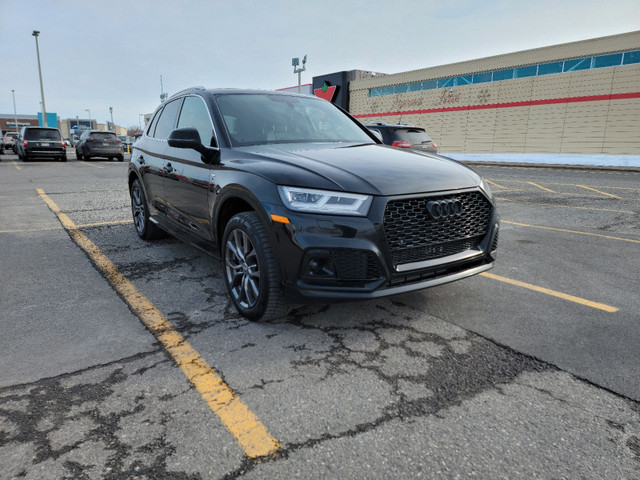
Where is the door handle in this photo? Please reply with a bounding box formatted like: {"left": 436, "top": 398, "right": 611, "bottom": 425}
{"left": 138, "top": 155, "right": 145, "bottom": 164}
{"left": 163, "top": 163, "right": 174, "bottom": 173}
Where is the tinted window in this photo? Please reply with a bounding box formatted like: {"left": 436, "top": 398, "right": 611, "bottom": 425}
{"left": 177, "top": 96, "right": 214, "bottom": 146}
{"left": 454, "top": 75, "right": 472, "bottom": 86}
{"left": 394, "top": 128, "right": 432, "bottom": 143}
{"left": 472, "top": 72, "right": 492, "bottom": 84}
{"left": 515, "top": 65, "right": 537, "bottom": 78}
{"left": 25, "top": 128, "right": 61, "bottom": 140}
{"left": 493, "top": 69, "right": 514, "bottom": 81}
{"left": 623, "top": 50, "right": 640, "bottom": 65}
{"left": 93, "top": 132, "right": 117, "bottom": 140}
{"left": 153, "top": 99, "right": 182, "bottom": 139}
{"left": 538, "top": 62, "right": 563, "bottom": 75}
{"left": 593, "top": 53, "right": 622, "bottom": 68}
{"left": 563, "top": 58, "right": 590, "bottom": 72}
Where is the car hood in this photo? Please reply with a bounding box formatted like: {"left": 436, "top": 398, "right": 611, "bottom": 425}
{"left": 227, "top": 143, "right": 481, "bottom": 196}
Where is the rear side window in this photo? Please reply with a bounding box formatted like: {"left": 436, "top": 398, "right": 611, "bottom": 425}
{"left": 25, "top": 129, "right": 61, "bottom": 140}
{"left": 152, "top": 99, "right": 182, "bottom": 139}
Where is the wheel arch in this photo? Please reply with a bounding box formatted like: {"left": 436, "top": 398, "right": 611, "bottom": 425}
{"left": 214, "top": 186, "right": 271, "bottom": 253}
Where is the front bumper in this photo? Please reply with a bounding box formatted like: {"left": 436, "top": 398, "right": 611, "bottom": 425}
{"left": 266, "top": 188, "right": 499, "bottom": 303}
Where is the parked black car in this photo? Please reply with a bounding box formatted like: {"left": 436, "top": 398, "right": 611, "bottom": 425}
{"left": 364, "top": 122, "right": 439, "bottom": 153}
{"left": 128, "top": 88, "right": 498, "bottom": 321}
{"left": 16, "top": 126, "right": 67, "bottom": 162}
{"left": 75, "top": 130, "right": 124, "bottom": 161}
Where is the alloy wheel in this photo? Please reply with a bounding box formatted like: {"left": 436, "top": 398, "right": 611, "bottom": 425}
{"left": 225, "top": 229, "right": 260, "bottom": 309}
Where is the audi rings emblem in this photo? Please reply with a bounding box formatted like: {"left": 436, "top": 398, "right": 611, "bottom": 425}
{"left": 426, "top": 199, "right": 463, "bottom": 220}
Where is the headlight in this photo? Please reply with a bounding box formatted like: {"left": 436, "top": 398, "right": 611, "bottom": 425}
{"left": 278, "top": 186, "right": 372, "bottom": 216}
{"left": 479, "top": 178, "right": 493, "bottom": 199}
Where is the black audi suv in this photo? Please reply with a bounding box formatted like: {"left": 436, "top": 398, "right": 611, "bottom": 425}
{"left": 128, "top": 88, "right": 499, "bottom": 320}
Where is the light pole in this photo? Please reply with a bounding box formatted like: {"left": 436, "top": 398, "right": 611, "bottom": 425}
{"left": 139, "top": 114, "right": 143, "bottom": 130}
{"left": 292, "top": 55, "right": 307, "bottom": 93}
{"left": 85, "top": 109, "right": 91, "bottom": 129}
{"left": 109, "top": 106, "right": 114, "bottom": 132}
{"left": 11, "top": 90, "right": 18, "bottom": 133}
{"left": 32, "top": 30, "right": 47, "bottom": 127}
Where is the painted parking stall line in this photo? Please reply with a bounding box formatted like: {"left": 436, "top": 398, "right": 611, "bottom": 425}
{"left": 480, "top": 272, "right": 618, "bottom": 313}
{"left": 36, "top": 188, "right": 280, "bottom": 459}
{"left": 502, "top": 220, "right": 640, "bottom": 244}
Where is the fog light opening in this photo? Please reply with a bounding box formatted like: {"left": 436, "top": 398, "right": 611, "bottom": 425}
{"left": 301, "top": 250, "right": 336, "bottom": 279}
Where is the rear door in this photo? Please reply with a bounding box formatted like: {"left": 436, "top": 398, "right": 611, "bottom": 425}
{"left": 134, "top": 98, "right": 183, "bottom": 216}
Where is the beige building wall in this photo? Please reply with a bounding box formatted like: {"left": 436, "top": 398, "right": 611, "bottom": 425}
{"left": 350, "top": 31, "right": 640, "bottom": 154}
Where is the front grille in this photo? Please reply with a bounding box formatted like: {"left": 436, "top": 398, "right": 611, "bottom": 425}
{"left": 331, "top": 248, "right": 382, "bottom": 280}
{"left": 383, "top": 191, "right": 491, "bottom": 266}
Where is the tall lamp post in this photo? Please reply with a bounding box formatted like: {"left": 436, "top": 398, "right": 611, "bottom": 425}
{"left": 292, "top": 55, "right": 307, "bottom": 93}
{"left": 11, "top": 90, "right": 18, "bottom": 133}
{"left": 85, "top": 109, "right": 91, "bottom": 129}
{"left": 32, "top": 31, "right": 48, "bottom": 127}
{"left": 109, "top": 106, "right": 114, "bottom": 132}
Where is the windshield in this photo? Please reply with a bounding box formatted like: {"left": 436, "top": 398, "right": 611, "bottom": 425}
{"left": 216, "top": 93, "right": 374, "bottom": 147}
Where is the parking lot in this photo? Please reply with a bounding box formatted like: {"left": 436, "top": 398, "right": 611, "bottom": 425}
{"left": 1, "top": 151, "right": 639, "bottom": 479}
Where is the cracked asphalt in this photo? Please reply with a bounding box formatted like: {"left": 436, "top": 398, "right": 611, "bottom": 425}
{"left": 1, "top": 155, "right": 639, "bottom": 479}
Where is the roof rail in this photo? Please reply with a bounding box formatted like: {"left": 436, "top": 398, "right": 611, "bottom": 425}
{"left": 167, "top": 86, "right": 206, "bottom": 101}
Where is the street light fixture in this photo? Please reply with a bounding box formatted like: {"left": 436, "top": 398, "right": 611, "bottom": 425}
{"left": 292, "top": 55, "right": 307, "bottom": 93}
{"left": 32, "top": 30, "right": 48, "bottom": 127}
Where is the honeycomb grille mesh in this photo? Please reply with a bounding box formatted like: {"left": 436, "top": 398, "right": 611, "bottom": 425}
{"left": 332, "top": 249, "right": 382, "bottom": 280}
{"left": 383, "top": 192, "right": 491, "bottom": 265}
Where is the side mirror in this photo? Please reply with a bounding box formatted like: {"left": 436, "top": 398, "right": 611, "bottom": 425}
{"left": 168, "top": 127, "right": 220, "bottom": 165}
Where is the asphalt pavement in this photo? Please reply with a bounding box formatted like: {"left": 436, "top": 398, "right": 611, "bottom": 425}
{"left": 1, "top": 151, "right": 639, "bottom": 479}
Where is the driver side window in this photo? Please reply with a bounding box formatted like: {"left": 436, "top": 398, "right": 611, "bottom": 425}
{"left": 177, "top": 96, "right": 215, "bottom": 147}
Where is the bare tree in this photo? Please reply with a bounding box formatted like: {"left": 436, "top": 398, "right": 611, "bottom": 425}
{"left": 127, "top": 126, "right": 143, "bottom": 137}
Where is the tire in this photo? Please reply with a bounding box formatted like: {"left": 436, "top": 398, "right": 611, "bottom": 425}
{"left": 85, "top": 154, "right": 91, "bottom": 161}
{"left": 76, "top": 149, "right": 83, "bottom": 160}
{"left": 60, "top": 156, "right": 67, "bottom": 162}
{"left": 222, "top": 212, "right": 291, "bottom": 321}
{"left": 130, "top": 179, "right": 166, "bottom": 240}
{"left": 117, "top": 155, "right": 124, "bottom": 162}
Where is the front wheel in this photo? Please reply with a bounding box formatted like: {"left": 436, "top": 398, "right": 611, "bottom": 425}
{"left": 222, "top": 212, "right": 291, "bottom": 321}
{"left": 130, "top": 179, "right": 166, "bottom": 240}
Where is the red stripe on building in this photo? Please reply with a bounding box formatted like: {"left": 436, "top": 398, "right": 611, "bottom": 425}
{"left": 353, "top": 92, "right": 640, "bottom": 118}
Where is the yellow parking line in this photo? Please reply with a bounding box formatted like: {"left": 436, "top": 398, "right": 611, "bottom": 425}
{"left": 527, "top": 182, "right": 557, "bottom": 193}
{"left": 480, "top": 272, "right": 618, "bottom": 312}
{"left": 12, "top": 161, "right": 22, "bottom": 170}
{"left": 495, "top": 197, "right": 635, "bottom": 214}
{"left": 502, "top": 220, "right": 640, "bottom": 244}
{"left": 486, "top": 179, "right": 505, "bottom": 189}
{"left": 77, "top": 219, "right": 133, "bottom": 228}
{"left": 575, "top": 185, "right": 621, "bottom": 199}
{"left": 36, "top": 188, "right": 280, "bottom": 459}
{"left": 77, "top": 161, "right": 104, "bottom": 169}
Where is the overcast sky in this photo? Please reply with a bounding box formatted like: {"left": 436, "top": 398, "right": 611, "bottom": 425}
{"left": 1, "top": 0, "right": 639, "bottom": 129}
